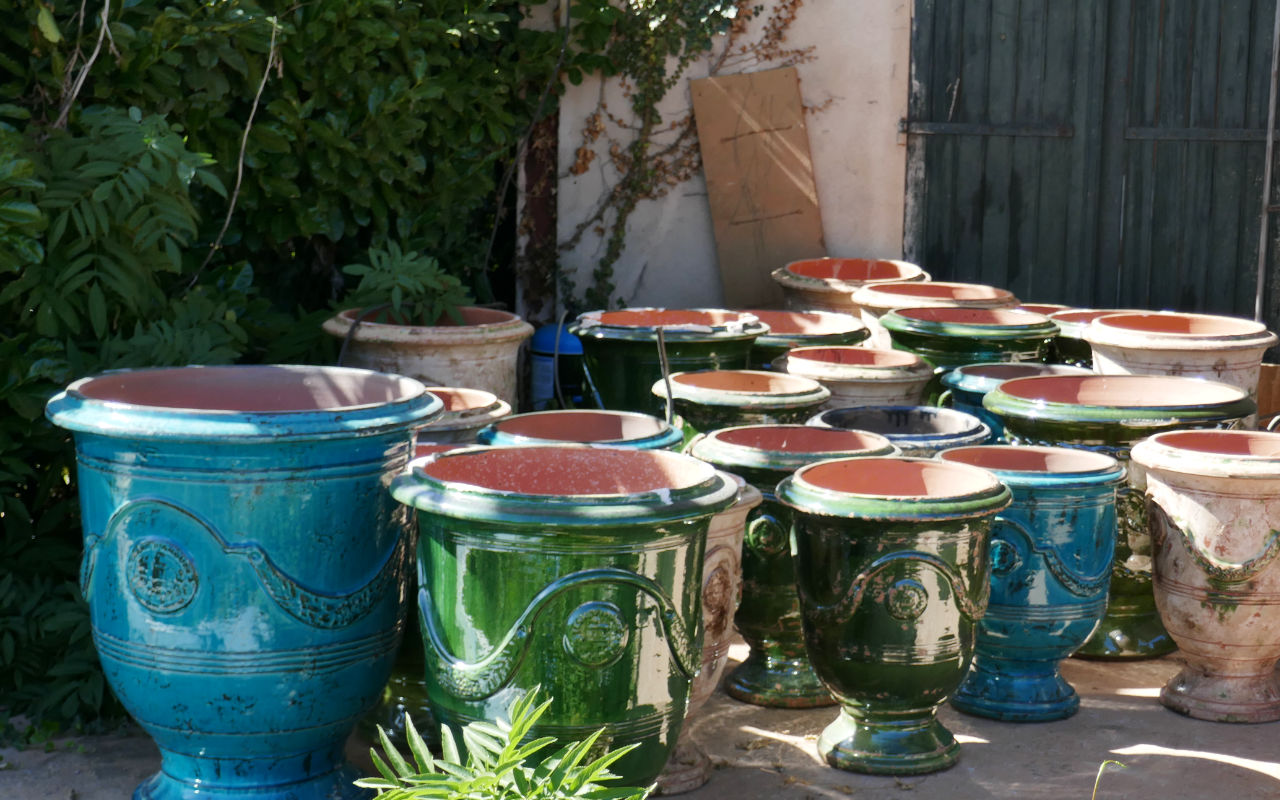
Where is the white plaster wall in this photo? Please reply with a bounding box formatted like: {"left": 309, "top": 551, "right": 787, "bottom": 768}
{"left": 551, "top": 0, "right": 911, "bottom": 313}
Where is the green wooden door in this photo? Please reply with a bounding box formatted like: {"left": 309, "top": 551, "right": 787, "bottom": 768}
{"left": 905, "top": 0, "right": 1280, "bottom": 328}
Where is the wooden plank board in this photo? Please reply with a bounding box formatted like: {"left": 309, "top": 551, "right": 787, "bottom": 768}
{"left": 690, "top": 66, "right": 825, "bottom": 307}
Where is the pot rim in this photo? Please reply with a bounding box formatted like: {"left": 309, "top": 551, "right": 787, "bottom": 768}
{"left": 745, "top": 309, "right": 867, "bottom": 338}
{"left": 983, "top": 374, "right": 1255, "bottom": 425}
{"left": 570, "top": 307, "right": 768, "bottom": 343}
{"left": 881, "top": 307, "right": 1057, "bottom": 339}
{"left": 1083, "top": 310, "right": 1277, "bottom": 352}
{"left": 477, "top": 409, "right": 683, "bottom": 449}
{"left": 322, "top": 305, "right": 534, "bottom": 346}
{"left": 1047, "top": 308, "right": 1148, "bottom": 339}
{"left": 687, "top": 424, "right": 897, "bottom": 472}
{"left": 940, "top": 362, "right": 1093, "bottom": 393}
{"left": 1132, "top": 430, "right": 1280, "bottom": 479}
{"left": 652, "top": 370, "right": 831, "bottom": 407}
{"left": 419, "top": 387, "right": 512, "bottom": 433}
{"left": 782, "top": 345, "right": 928, "bottom": 371}
{"left": 807, "top": 405, "right": 992, "bottom": 443}
{"left": 772, "top": 257, "right": 927, "bottom": 292}
{"left": 1017, "top": 303, "right": 1073, "bottom": 315}
{"left": 852, "top": 281, "right": 1020, "bottom": 314}
{"left": 938, "top": 444, "right": 1125, "bottom": 483}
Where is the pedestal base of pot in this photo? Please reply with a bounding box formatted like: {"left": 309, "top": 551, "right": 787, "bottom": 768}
{"left": 1074, "top": 604, "right": 1174, "bottom": 659}
{"left": 1160, "top": 668, "right": 1280, "bottom": 723}
{"left": 725, "top": 655, "right": 836, "bottom": 708}
{"left": 655, "top": 740, "right": 712, "bottom": 795}
{"left": 951, "top": 657, "right": 1079, "bottom": 721}
{"left": 135, "top": 748, "right": 364, "bottom": 800}
{"left": 817, "top": 710, "right": 958, "bottom": 776}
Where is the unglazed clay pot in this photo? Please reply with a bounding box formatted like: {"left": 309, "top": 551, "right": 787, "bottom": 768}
{"left": 478, "top": 409, "right": 684, "bottom": 450}
{"left": 416, "top": 386, "right": 512, "bottom": 444}
{"left": 686, "top": 425, "right": 897, "bottom": 708}
{"left": 652, "top": 370, "right": 830, "bottom": 436}
{"left": 771, "top": 257, "right": 928, "bottom": 314}
{"left": 941, "top": 446, "right": 1125, "bottom": 721}
{"left": 744, "top": 309, "right": 870, "bottom": 370}
{"left": 779, "top": 458, "right": 1010, "bottom": 775}
{"left": 774, "top": 346, "right": 934, "bottom": 408}
{"left": 983, "top": 375, "right": 1255, "bottom": 659}
{"left": 45, "top": 366, "right": 441, "bottom": 800}
{"left": 570, "top": 308, "right": 768, "bottom": 414}
{"left": 880, "top": 308, "right": 1058, "bottom": 385}
{"left": 1046, "top": 308, "right": 1145, "bottom": 368}
{"left": 808, "top": 405, "right": 992, "bottom": 457}
{"left": 1132, "top": 430, "right": 1280, "bottom": 722}
{"left": 939, "top": 363, "right": 1092, "bottom": 441}
{"left": 391, "top": 446, "right": 737, "bottom": 786}
{"left": 852, "top": 281, "right": 1018, "bottom": 348}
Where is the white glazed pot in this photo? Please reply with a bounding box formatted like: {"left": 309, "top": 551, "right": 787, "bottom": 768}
{"left": 774, "top": 346, "right": 934, "bottom": 408}
{"left": 770, "top": 258, "right": 928, "bottom": 315}
{"left": 852, "top": 281, "right": 1019, "bottom": 349}
{"left": 416, "top": 387, "right": 512, "bottom": 444}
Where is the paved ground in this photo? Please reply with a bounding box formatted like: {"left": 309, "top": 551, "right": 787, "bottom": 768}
{"left": 3, "top": 647, "right": 1279, "bottom": 799}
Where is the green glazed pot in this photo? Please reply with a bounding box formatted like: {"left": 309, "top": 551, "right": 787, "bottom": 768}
{"left": 743, "top": 310, "right": 869, "bottom": 370}
{"left": 778, "top": 457, "right": 1010, "bottom": 775}
{"left": 652, "top": 370, "right": 831, "bottom": 437}
{"left": 881, "top": 307, "right": 1058, "bottom": 374}
{"left": 686, "top": 425, "right": 897, "bottom": 708}
{"left": 477, "top": 409, "right": 684, "bottom": 450}
{"left": 852, "top": 280, "right": 1017, "bottom": 349}
{"left": 391, "top": 445, "right": 737, "bottom": 786}
{"left": 983, "top": 375, "right": 1255, "bottom": 659}
{"left": 570, "top": 308, "right": 768, "bottom": 414}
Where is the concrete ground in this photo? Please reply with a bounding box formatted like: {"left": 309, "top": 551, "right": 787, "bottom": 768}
{"left": 4, "top": 647, "right": 1279, "bottom": 799}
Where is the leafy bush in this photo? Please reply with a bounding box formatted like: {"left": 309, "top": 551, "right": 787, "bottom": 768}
{"left": 342, "top": 243, "right": 474, "bottom": 326}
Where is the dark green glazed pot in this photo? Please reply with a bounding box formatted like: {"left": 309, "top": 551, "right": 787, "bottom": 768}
{"left": 570, "top": 308, "right": 768, "bottom": 414}
{"left": 938, "top": 363, "right": 1092, "bottom": 441}
{"left": 652, "top": 370, "right": 831, "bottom": 438}
{"left": 686, "top": 425, "right": 896, "bottom": 708}
{"left": 391, "top": 445, "right": 737, "bottom": 787}
{"left": 983, "top": 375, "right": 1255, "bottom": 659}
{"left": 743, "top": 310, "right": 869, "bottom": 370}
{"left": 1046, "top": 309, "right": 1144, "bottom": 368}
{"left": 882, "top": 307, "right": 1058, "bottom": 381}
{"left": 778, "top": 457, "right": 1010, "bottom": 775}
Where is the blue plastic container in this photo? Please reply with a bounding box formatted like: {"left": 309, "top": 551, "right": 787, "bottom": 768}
{"left": 807, "top": 405, "right": 991, "bottom": 457}
{"left": 46, "top": 365, "right": 440, "bottom": 800}
{"left": 529, "top": 323, "right": 586, "bottom": 410}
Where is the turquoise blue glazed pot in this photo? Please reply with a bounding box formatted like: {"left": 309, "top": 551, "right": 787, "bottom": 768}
{"left": 778, "top": 457, "right": 1010, "bottom": 775}
{"left": 940, "top": 446, "right": 1125, "bottom": 721}
{"left": 478, "top": 408, "right": 684, "bottom": 450}
{"left": 652, "top": 370, "right": 831, "bottom": 437}
{"left": 686, "top": 425, "right": 896, "bottom": 708}
{"left": 391, "top": 445, "right": 737, "bottom": 786}
{"left": 939, "top": 363, "right": 1092, "bottom": 441}
{"left": 984, "top": 374, "right": 1254, "bottom": 660}
{"left": 744, "top": 309, "right": 869, "bottom": 370}
{"left": 570, "top": 308, "right": 768, "bottom": 414}
{"left": 807, "top": 405, "right": 991, "bottom": 457}
{"left": 45, "top": 365, "right": 441, "bottom": 800}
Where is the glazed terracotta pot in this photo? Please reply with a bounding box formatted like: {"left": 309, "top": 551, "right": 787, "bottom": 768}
{"left": 686, "top": 425, "right": 897, "bottom": 708}
{"left": 983, "top": 375, "right": 1255, "bottom": 659}
{"left": 416, "top": 386, "right": 512, "bottom": 444}
{"left": 939, "top": 363, "right": 1092, "bottom": 441}
{"left": 852, "top": 281, "right": 1018, "bottom": 348}
{"left": 391, "top": 446, "right": 737, "bottom": 786}
{"left": 45, "top": 366, "right": 440, "bottom": 800}
{"left": 771, "top": 257, "right": 928, "bottom": 315}
{"left": 1132, "top": 430, "right": 1280, "bottom": 722}
{"left": 1046, "top": 308, "right": 1144, "bottom": 368}
{"left": 774, "top": 346, "right": 934, "bottom": 408}
{"left": 880, "top": 308, "right": 1057, "bottom": 391}
{"left": 778, "top": 458, "right": 1010, "bottom": 775}
{"left": 651, "top": 370, "right": 831, "bottom": 436}
{"left": 570, "top": 308, "right": 768, "bottom": 414}
{"left": 478, "top": 408, "right": 684, "bottom": 450}
{"left": 1017, "top": 303, "right": 1073, "bottom": 316}
{"left": 808, "top": 405, "right": 992, "bottom": 457}
{"left": 941, "top": 446, "right": 1125, "bottom": 721}
{"left": 744, "top": 309, "right": 870, "bottom": 370}
{"left": 323, "top": 306, "right": 533, "bottom": 407}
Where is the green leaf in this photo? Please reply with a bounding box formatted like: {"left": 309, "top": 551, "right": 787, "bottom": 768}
{"left": 86, "top": 284, "right": 108, "bottom": 338}
{"left": 0, "top": 201, "right": 40, "bottom": 225}
{"left": 37, "top": 6, "right": 62, "bottom": 43}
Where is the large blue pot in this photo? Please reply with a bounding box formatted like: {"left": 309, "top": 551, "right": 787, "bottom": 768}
{"left": 46, "top": 365, "right": 440, "bottom": 800}
{"left": 939, "top": 446, "right": 1124, "bottom": 721}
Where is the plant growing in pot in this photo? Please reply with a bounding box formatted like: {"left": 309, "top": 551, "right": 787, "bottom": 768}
{"left": 323, "top": 243, "right": 534, "bottom": 405}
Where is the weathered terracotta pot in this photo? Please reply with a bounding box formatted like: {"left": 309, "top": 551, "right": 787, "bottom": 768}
{"left": 744, "top": 309, "right": 870, "bottom": 370}
{"left": 652, "top": 370, "right": 830, "bottom": 436}
{"left": 1046, "top": 308, "right": 1144, "bottom": 368}
{"left": 416, "top": 387, "right": 512, "bottom": 444}
{"left": 853, "top": 281, "right": 1019, "bottom": 348}
{"left": 941, "top": 446, "right": 1125, "bottom": 721}
{"left": 779, "top": 457, "right": 1010, "bottom": 775}
{"left": 939, "top": 363, "right": 1092, "bottom": 441}
{"left": 771, "top": 257, "right": 928, "bottom": 314}
{"left": 983, "top": 375, "right": 1255, "bottom": 659}
{"left": 1132, "top": 430, "right": 1280, "bottom": 722}
{"left": 774, "top": 346, "right": 934, "bottom": 408}
{"left": 686, "top": 425, "right": 897, "bottom": 708}
{"left": 323, "top": 306, "right": 533, "bottom": 407}
{"left": 808, "top": 405, "right": 992, "bottom": 457}
{"left": 391, "top": 446, "right": 737, "bottom": 786}
{"left": 881, "top": 308, "right": 1057, "bottom": 380}
{"left": 570, "top": 309, "right": 768, "bottom": 414}
{"left": 478, "top": 409, "right": 684, "bottom": 450}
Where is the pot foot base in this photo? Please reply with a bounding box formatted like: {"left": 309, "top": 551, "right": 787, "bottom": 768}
{"left": 1074, "top": 613, "right": 1174, "bottom": 660}
{"left": 1161, "top": 668, "right": 1280, "bottom": 723}
{"left": 725, "top": 657, "right": 836, "bottom": 709}
{"left": 951, "top": 660, "right": 1079, "bottom": 721}
{"left": 134, "top": 763, "right": 367, "bottom": 800}
{"left": 654, "top": 740, "right": 711, "bottom": 795}
{"left": 817, "top": 711, "right": 958, "bottom": 776}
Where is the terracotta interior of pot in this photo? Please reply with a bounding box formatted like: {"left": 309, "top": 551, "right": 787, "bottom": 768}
{"left": 415, "top": 443, "right": 464, "bottom": 458}
{"left": 596, "top": 309, "right": 746, "bottom": 328}
{"left": 1048, "top": 308, "right": 1140, "bottom": 328}
{"left": 76, "top": 366, "right": 424, "bottom": 412}
{"left": 819, "top": 407, "right": 978, "bottom": 435}
{"left": 1150, "top": 430, "right": 1280, "bottom": 457}
{"left": 714, "top": 425, "right": 888, "bottom": 453}
{"left": 673, "top": 370, "right": 818, "bottom": 394}
{"left": 998, "top": 375, "right": 1247, "bottom": 407}
{"left": 1094, "top": 312, "right": 1266, "bottom": 337}
{"left": 871, "top": 281, "right": 1011, "bottom": 301}
{"left": 749, "top": 310, "right": 860, "bottom": 335}
{"left": 896, "top": 307, "right": 1047, "bottom": 326}
{"left": 941, "top": 446, "right": 1116, "bottom": 474}
{"left": 427, "top": 387, "right": 495, "bottom": 411}
{"left": 789, "top": 346, "right": 921, "bottom": 368}
{"left": 959, "top": 363, "right": 1084, "bottom": 380}
{"left": 788, "top": 258, "right": 911, "bottom": 281}
{"left": 421, "top": 446, "right": 709, "bottom": 495}
{"left": 493, "top": 410, "right": 667, "bottom": 442}
{"left": 801, "top": 457, "right": 999, "bottom": 498}
{"left": 341, "top": 305, "right": 514, "bottom": 327}
{"left": 1018, "top": 303, "right": 1071, "bottom": 315}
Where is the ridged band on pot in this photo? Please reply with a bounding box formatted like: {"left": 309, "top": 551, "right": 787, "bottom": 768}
{"left": 852, "top": 280, "right": 1019, "bottom": 348}
{"left": 880, "top": 307, "right": 1058, "bottom": 377}
{"left": 1131, "top": 430, "right": 1280, "bottom": 722}
{"left": 744, "top": 309, "right": 870, "bottom": 370}
{"left": 416, "top": 386, "right": 512, "bottom": 444}
{"left": 939, "top": 446, "right": 1126, "bottom": 722}
{"left": 651, "top": 369, "right": 831, "bottom": 435}
{"left": 775, "top": 346, "right": 934, "bottom": 408}
{"left": 771, "top": 257, "right": 929, "bottom": 314}
{"left": 983, "top": 374, "right": 1255, "bottom": 660}
{"left": 939, "top": 363, "right": 1093, "bottom": 442}
{"left": 45, "top": 365, "right": 441, "bottom": 800}
{"left": 777, "top": 457, "right": 1011, "bottom": 775}
{"left": 570, "top": 308, "right": 768, "bottom": 414}
{"left": 322, "top": 306, "right": 533, "bottom": 407}
{"left": 390, "top": 445, "right": 736, "bottom": 786}
{"left": 478, "top": 408, "right": 684, "bottom": 450}
{"left": 686, "top": 425, "right": 897, "bottom": 708}
{"left": 1046, "top": 308, "right": 1145, "bottom": 368}
{"left": 808, "top": 405, "right": 993, "bottom": 458}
